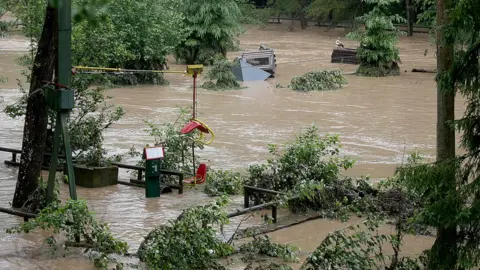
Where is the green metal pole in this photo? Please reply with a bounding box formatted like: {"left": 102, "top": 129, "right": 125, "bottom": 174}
{"left": 58, "top": 0, "right": 77, "bottom": 200}
{"left": 58, "top": 0, "right": 72, "bottom": 85}
{"left": 61, "top": 113, "right": 77, "bottom": 199}
{"left": 46, "top": 114, "right": 62, "bottom": 203}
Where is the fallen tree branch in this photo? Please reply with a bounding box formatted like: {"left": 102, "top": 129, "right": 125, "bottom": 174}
{"left": 412, "top": 68, "right": 436, "bottom": 73}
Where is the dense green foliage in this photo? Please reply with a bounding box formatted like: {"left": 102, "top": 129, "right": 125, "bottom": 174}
{"left": 202, "top": 56, "right": 241, "bottom": 90}
{"left": 346, "top": 0, "right": 405, "bottom": 77}
{"left": 288, "top": 70, "right": 347, "bottom": 91}
{"left": 138, "top": 196, "right": 233, "bottom": 269}
{"left": 72, "top": 0, "right": 187, "bottom": 84}
{"left": 204, "top": 169, "right": 245, "bottom": 197}
{"left": 7, "top": 199, "right": 128, "bottom": 269}
{"left": 174, "top": 0, "right": 243, "bottom": 64}
{"left": 245, "top": 125, "right": 355, "bottom": 201}
{"left": 235, "top": 0, "right": 273, "bottom": 25}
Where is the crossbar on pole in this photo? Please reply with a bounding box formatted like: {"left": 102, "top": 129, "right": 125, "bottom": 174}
{"left": 74, "top": 66, "right": 186, "bottom": 74}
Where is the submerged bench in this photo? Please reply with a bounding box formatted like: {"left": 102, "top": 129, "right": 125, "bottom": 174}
{"left": 231, "top": 185, "right": 284, "bottom": 224}
{"left": 112, "top": 162, "right": 184, "bottom": 194}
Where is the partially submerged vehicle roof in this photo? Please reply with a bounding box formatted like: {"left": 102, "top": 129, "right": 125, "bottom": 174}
{"left": 241, "top": 49, "right": 274, "bottom": 55}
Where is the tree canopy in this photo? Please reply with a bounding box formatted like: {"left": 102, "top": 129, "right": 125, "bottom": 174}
{"left": 174, "top": 0, "right": 243, "bottom": 64}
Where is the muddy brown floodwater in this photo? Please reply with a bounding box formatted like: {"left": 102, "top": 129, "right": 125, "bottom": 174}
{"left": 0, "top": 24, "right": 462, "bottom": 269}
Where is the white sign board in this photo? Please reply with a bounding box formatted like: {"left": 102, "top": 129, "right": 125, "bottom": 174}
{"left": 144, "top": 146, "right": 164, "bottom": 160}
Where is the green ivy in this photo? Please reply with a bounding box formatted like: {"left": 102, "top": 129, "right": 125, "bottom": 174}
{"left": 288, "top": 70, "right": 348, "bottom": 92}
{"left": 204, "top": 169, "right": 245, "bottom": 197}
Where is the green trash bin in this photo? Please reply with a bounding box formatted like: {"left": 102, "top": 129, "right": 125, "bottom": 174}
{"left": 143, "top": 146, "right": 165, "bottom": 198}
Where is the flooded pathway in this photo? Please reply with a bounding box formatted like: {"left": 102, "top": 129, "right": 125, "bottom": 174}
{"left": 0, "top": 24, "right": 454, "bottom": 268}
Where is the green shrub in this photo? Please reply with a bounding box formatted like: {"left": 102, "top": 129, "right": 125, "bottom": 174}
{"left": 7, "top": 199, "right": 128, "bottom": 269}
{"left": 288, "top": 70, "right": 347, "bottom": 91}
{"left": 245, "top": 124, "right": 355, "bottom": 199}
{"left": 130, "top": 107, "right": 204, "bottom": 177}
{"left": 202, "top": 56, "right": 241, "bottom": 90}
{"left": 239, "top": 235, "right": 299, "bottom": 263}
{"left": 204, "top": 170, "right": 245, "bottom": 197}
{"left": 300, "top": 216, "right": 424, "bottom": 270}
{"left": 138, "top": 196, "right": 233, "bottom": 269}
{"left": 346, "top": 0, "right": 405, "bottom": 77}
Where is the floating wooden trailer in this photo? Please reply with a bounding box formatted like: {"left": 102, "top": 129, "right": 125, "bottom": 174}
{"left": 331, "top": 47, "right": 359, "bottom": 64}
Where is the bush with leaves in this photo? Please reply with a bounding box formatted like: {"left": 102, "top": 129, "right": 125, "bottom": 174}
{"left": 204, "top": 169, "right": 245, "bottom": 197}
{"left": 245, "top": 124, "right": 355, "bottom": 202}
{"left": 7, "top": 199, "right": 128, "bottom": 269}
{"left": 202, "top": 56, "right": 241, "bottom": 90}
{"left": 239, "top": 234, "right": 299, "bottom": 263}
{"left": 300, "top": 216, "right": 424, "bottom": 270}
{"left": 288, "top": 70, "right": 347, "bottom": 91}
{"left": 281, "top": 178, "right": 369, "bottom": 220}
{"left": 129, "top": 107, "right": 204, "bottom": 179}
{"left": 137, "top": 196, "right": 233, "bottom": 269}
{"left": 346, "top": 0, "right": 406, "bottom": 77}
{"left": 4, "top": 74, "right": 125, "bottom": 167}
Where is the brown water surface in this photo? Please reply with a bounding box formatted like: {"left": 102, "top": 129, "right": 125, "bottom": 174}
{"left": 0, "top": 24, "right": 454, "bottom": 268}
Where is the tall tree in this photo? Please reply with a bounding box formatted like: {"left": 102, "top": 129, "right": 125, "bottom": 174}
{"left": 12, "top": 2, "right": 57, "bottom": 209}
{"left": 427, "top": 0, "right": 457, "bottom": 266}
{"left": 405, "top": 0, "right": 414, "bottom": 36}
{"left": 346, "top": 0, "right": 406, "bottom": 77}
{"left": 174, "top": 0, "right": 243, "bottom": 64}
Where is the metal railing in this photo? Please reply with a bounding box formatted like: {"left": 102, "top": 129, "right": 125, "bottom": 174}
{"left": 112, "top": 162, "right": 184, "bottom": 194}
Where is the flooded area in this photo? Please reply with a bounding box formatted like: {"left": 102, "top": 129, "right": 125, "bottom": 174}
{"left": 0, "top": 24, "right": 459, "bottom": 268}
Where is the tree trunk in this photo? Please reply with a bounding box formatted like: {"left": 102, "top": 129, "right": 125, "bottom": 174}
{"left": 429, "top": 0, "right": 457, "bottom": 267}
{"left": 406, "top": 0, "right": 414, "bottom": 36}
{"left": 299, "top": 14, "right": 307, "bottom": 29}
{"left": 299, "top": 0, "right": 309, "bottom": 30}
{"left": 12, "top": 4, "right": 58, "bottom": 209}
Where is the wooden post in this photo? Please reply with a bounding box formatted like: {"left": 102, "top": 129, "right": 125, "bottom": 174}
{"left": 272, "top": 206, "right": 277, "bottom": 223}
{"left": 244, "top": 187, "right": 250, "bottom": 208}
{"left": 179, "top": 174, "right": 183, "bottom": 194}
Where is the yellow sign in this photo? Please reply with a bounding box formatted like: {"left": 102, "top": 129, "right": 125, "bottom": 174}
{"left": 186, "top": 65, "right": 204, "bottom": 75}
